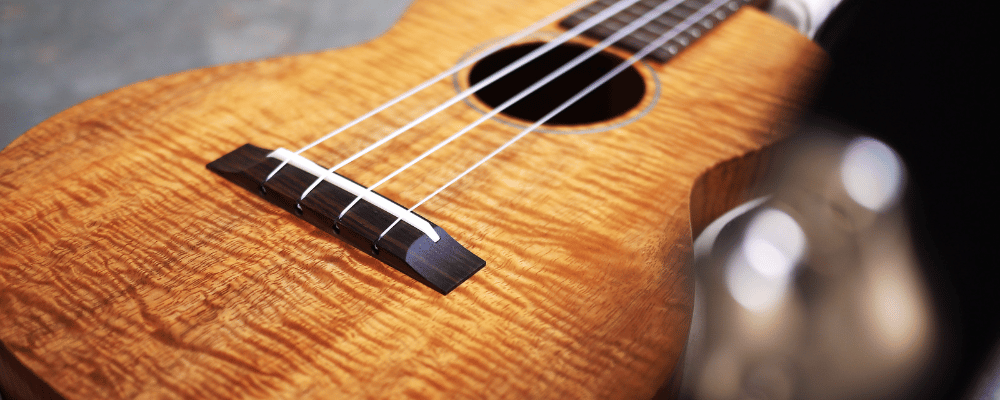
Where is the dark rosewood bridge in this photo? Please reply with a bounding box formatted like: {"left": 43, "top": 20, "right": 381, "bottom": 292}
{"left": 208, "top": 0, "right": 750, "bottom": 294}
{"left": 208, "top": 144, "right": 486, "bottom": 295}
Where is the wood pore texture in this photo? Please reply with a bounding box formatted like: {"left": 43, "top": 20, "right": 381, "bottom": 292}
{"left": 0, "top": 0, "right": 825, "bottom": 399}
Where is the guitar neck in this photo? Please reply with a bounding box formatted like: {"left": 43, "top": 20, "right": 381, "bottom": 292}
{"left": 0, "top": 1, "right": 825, "bottom": 398}
{"left": 561, "top": 0, "right": 753, "bottom": 62}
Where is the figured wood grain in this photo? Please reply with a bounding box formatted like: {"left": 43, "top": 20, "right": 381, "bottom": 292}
{"left": 206, "top": 144, "right": 486, "bottom": 295}
{"left": 0, "top": 0, "right": 825, "bottom": 398}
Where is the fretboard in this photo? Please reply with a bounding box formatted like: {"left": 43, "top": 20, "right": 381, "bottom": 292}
{"left": 560, "top": 0, "right": 752, "bottom": 62}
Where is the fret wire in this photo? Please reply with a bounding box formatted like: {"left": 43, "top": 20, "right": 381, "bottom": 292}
{"left": 630, "top": 29, "right": 659, "bottom": 43}
{"left": 563, "top": 0, "right": 749, "bottom": 62}
{"left": 335, "top": 0, "right": 691, "bottom": 222}
{"left": 670, "top": 6, "right": 695, "bottom": 18}
{"left": 260, "top": 0, "right": 598, "bottom": 184}
{"left": 686, "top": 0, "right": 715, "bottom": 7}
{"left": 378, "top": 0, "right": 739, "bottom": 240}
{"left": 295, "top": 0, "right": 652, "bottom": 205}
{"left": 610, "top": 12, "right": 637, "bottom": 25}
{"left": 653, "top": 15, "right": 684, "bottom": 27}
{"left": 587, "top": 25, "right": 617, "bottom": 39}
{"left": 604, "top": 19, "right": 626, "bottom": 30}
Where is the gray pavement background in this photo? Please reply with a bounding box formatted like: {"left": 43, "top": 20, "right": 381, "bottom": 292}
{"left": 0, "top": 0, "right": 412, "bottom": 149}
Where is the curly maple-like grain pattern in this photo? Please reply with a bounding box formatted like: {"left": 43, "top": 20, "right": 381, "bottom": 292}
{"left": 0, "top": 0, "right": 825, "bottom": 398}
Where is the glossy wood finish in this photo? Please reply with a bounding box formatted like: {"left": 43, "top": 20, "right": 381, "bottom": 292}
{"left": 207, "top": 144, "right": 486, "bottom": 295}
{"left": 0, "top": 0, "right": 825, "bottom": 398}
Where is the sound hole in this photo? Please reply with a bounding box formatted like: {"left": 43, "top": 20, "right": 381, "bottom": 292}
{"left": 468, "top": 42, "right": 646, "bottom": 126}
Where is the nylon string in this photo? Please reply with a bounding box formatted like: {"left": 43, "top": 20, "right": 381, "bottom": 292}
{"left": 293, "top": 0, "right": 647, "bottom": 202}
{"left": 262, "top": 0, "right": 594, "bottom": 183}
{"left": 377, "top": 0, "right": 740, "bottom": 240}
{"left": 335, "top": 0, "right": 689, "bottom": 220}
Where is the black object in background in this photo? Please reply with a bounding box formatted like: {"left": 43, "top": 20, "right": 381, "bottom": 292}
{"left": 812, "top": 0, "right": 996, "bottom": 397}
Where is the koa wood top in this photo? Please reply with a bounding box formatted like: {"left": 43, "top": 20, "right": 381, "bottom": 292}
{"left": 0, "top": 0, "right": 825, "bottom": 398}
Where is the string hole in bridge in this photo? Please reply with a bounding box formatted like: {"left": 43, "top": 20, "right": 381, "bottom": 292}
{"left": 294, "top": 203, "right": 303, "bottom": 216}
{"left": 371, "top": 243, "right": 380, "bottom": 255}
{"left": 467, "top": 42, "right": 646, "bottom": 126}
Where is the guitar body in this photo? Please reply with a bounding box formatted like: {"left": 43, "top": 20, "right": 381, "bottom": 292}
{"left": 0, "top": 0, "right": 824, "bottom": 399}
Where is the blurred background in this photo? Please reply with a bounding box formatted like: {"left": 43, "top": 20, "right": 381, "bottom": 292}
{"left": 0, "top": 0, "right": 994, "bottom": 398}
{"left": 0, "top": 0, "right": 411, "bottom": 149}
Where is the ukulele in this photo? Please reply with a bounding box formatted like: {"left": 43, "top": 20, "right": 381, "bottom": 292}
{"left": 0, "top": 0, "right": 824, "bottom": 398}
